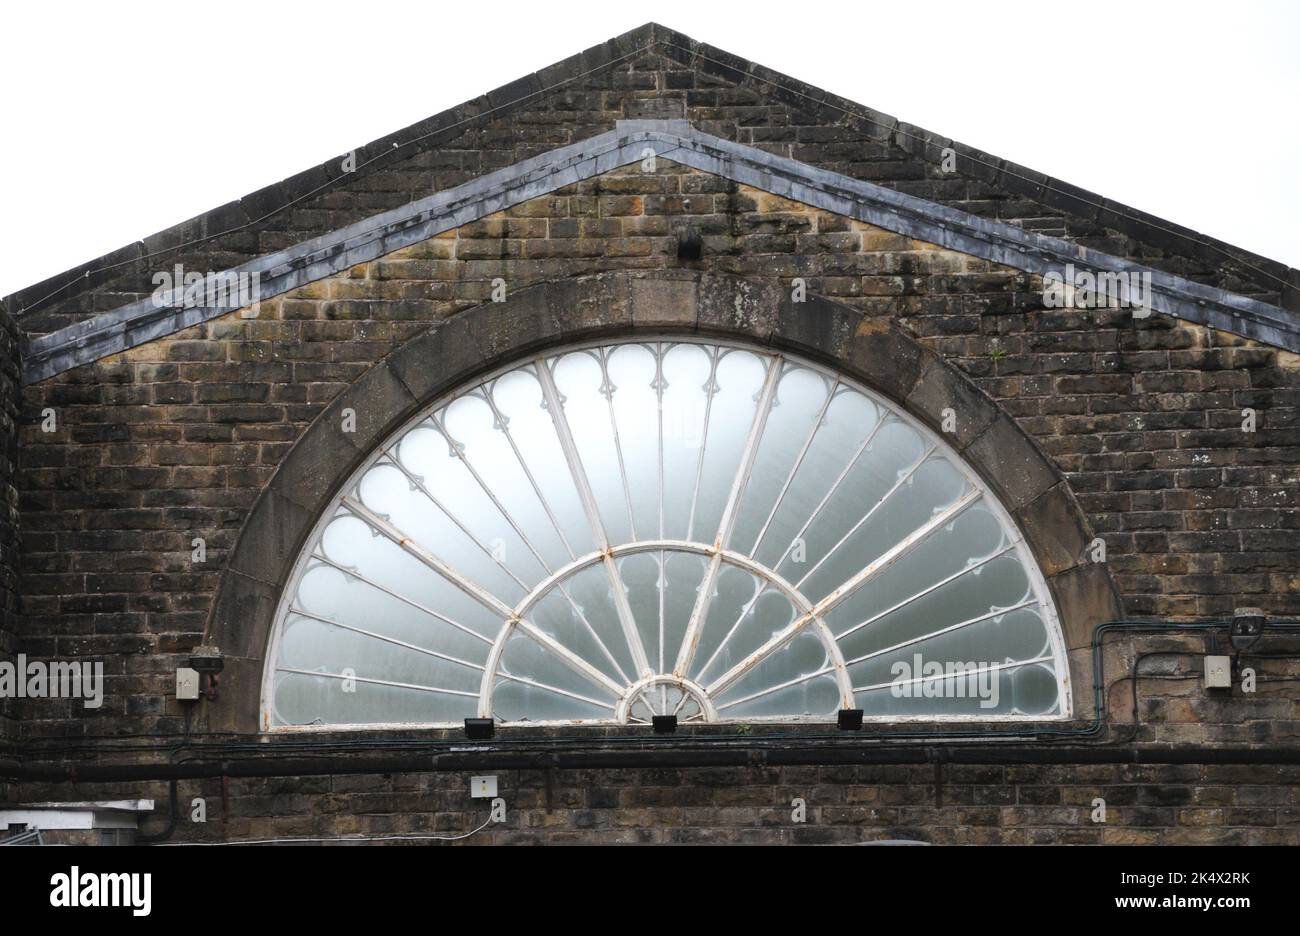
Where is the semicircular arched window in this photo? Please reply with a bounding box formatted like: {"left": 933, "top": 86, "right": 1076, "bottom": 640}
{"left": 263, "top": 337, "right": 1071, "bottom": 729}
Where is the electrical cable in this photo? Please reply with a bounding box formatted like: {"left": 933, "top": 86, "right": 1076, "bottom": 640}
{"left": 155, "top": 812, "right": 496, "bottom": 846}
{"left": 135, "top": 778, "right": 179, "bottom": 844}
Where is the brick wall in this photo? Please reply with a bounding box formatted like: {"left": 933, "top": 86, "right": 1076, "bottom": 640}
{"left": 8, "top": 760, "right": 1300, "bottom": 845}
{"left": 4, "top": 25, "right": 1298, "bottom": 843}
{"left": 13, "top": 165, "right": 1300, "bottom": 742}
{"left": 0, "top": 305, "right": 19, "bottom": 741}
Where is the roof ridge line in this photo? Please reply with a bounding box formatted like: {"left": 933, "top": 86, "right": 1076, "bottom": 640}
{"left": 6, "top": 21, "right": 1295, "bottom": 322}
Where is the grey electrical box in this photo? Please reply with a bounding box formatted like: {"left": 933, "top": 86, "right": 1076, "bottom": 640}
{"left": 470, "top": 776, "right": 498, "bottom": 798}
{"left": 176, "top": 667, "right": 201, "bottom": 701}
{"left": 1204, "top": 656, "right": 1232, "bottom": 689}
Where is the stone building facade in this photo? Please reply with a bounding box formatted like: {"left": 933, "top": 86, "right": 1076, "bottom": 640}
{"left": 1, "top": 23, "right": 1298, "bottom": 845}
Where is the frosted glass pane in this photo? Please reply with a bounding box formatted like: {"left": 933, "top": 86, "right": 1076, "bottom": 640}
{"left": 526, "top": 563, "right": 636, "bottom": 684}
{"left": 609, "top": 550, "right": 710, "bottom": 674}
{"left": 689, "top": 349, "right": 768, "bottom": 541}
{"left": 437, "top": 389, "right": 571, "bottom": 573}
{"left": 659, "top": 344, "right": 714, "bottom": 539}
{"left": 628, "top": 684, "right": 705, "bottom": 723}
{"left": 764, "top": 418, "right": 924, "bottom": 576}
{"left": 273, "top": 670, "right": 477, "bottom": 726}
{"left": 278, "top": 613, "right": 481, "bottom": 696}
{"left": 847, "top": 606, "right": 1051, "bottom": 693}
{"left": 489, "top": 366, "right": 596, "bottom": 556}
{"left": 606, "top": 344, "right": 662, "bottom": 540}
{"left": 357, "top": 462, "right": 528, "bottom": 602}
{"left": 856, "top": 661, "right": 1060, "bottom": 718}
{"left": 494, "top": 632, "right": 618, "bottom": 721}
{"left": 715, "top": 632, "right": 838, "bottom": 717}
{"left": 834, "top": 554, "right": 1034, "bottom": 665}
{"left": 794, "top": 455, "right": 970, "bottom": 602}
{"left": 745, "top": 389, "right": 880, "bottom": 558}
{"left": 552, "top": 351, "right": 634, "bottom": 545}
{"left": 660, "top": 552, "right": 710, "bottom": 673}
{"left": 267, "top": 338, "right": 1067, "bottom": 727}
{"left": 294, "top": 563, "right": 491, "bottom": 668}
{"left": 1009, "top": 663, "right": 1061, "bottom": 716}
{"left": 825, "top": 501, "right": 1014, "bottom": 644}
{"left": 730, "top": 365, "right": 832, "bottom": 552}
{"left": 692, "top": 567, "right": 799, "bottom": 686}
{"left": 318, "top": 512, "right": 504, "bottom": 640}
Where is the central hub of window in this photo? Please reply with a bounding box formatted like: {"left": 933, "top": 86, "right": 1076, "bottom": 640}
{"left": 501, "top": 541, "right": 834, "bottom": 723}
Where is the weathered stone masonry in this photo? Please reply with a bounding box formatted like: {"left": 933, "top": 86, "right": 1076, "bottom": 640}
{"left": 0, "top": 306, "right": 19, "bottom": 743}
{"left": 2, "top": 23, "right": 1299, "bottom": 844}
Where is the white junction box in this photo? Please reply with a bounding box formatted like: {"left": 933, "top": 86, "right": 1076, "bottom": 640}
{"left": 1204, "top": 655, "right": 1232, "bottom": 689}
{"left": 176, "top": 667, "right": 201, "bottom": 701}
{"left": 470, "top": 776, "right": 498, "bottom": 799}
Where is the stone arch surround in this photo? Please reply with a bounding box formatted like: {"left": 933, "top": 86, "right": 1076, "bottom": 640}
{"left": 202, "top": 270, "right": 1122, "bottom": 733}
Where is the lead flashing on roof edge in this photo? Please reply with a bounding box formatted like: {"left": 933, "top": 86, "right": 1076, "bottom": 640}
{"left": 20, "top": 120, "right": 1300, "bottom": 384}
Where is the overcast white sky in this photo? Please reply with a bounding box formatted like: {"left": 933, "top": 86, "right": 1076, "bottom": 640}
{"left": 2, "top": 0, "right": 1297, "bottom": 300}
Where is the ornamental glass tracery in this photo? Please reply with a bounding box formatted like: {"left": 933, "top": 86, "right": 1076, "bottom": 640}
{"left": 263, "top": 337, "right": 1070, "bottom": 728}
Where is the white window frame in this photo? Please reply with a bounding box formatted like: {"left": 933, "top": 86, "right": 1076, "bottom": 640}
{"left": 261, "top": 335, "right": 1072, "bottom": 730}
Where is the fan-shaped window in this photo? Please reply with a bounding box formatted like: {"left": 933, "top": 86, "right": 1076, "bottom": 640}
{"left": 263, "top": 337, "right": 1070, "bottom": 728}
